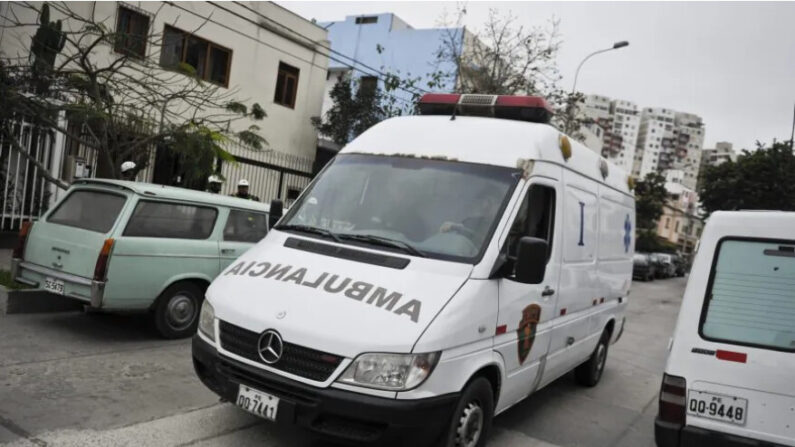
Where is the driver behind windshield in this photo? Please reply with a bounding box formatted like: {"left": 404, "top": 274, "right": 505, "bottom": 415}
{"left": 439, "top": 189, "right": 498, "bottom": 241}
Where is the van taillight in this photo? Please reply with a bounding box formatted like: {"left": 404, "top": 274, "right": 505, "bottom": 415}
{"left": 93, "top": 238, "right": 115, "bottom": 282}
{"left": 658, "top": 373, "right": 687, "bottom": 425}
{"left": 13, "top": 221, "right": 33, "bottom": 259}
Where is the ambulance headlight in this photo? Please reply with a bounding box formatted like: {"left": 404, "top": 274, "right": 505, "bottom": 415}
{"left": 198, "top": 300, "right": 215, "bottom": 341}
{"left": 338, "top": 352, "right": 440, "bottom": 391}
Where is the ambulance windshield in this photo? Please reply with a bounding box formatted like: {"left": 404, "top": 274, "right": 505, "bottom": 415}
{"left": 279, "top": 154, "right": 520, "bottom": 262}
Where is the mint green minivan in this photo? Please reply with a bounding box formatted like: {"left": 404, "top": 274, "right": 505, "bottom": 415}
{"left": 11, "top": 179, "right": 274, "bottom": 338}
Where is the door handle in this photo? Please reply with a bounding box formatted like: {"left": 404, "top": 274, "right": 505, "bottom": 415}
{"left": 221, "top": 248, "right": 236, "bottom": 255}
{"left": 566, "top": 336, "right": 575, "bottom": 346}
{"left": 541, "top": 286, "right": 555, "bottom": 297}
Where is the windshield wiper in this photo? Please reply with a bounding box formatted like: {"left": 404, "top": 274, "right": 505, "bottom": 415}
{"left": 337, "top": 234, "right": 426, "bottom": 257}
{"left": 275, "top": 224, "right": 341, "bottom": 243}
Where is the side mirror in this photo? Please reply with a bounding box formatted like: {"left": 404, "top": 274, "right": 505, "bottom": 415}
{"left": 268, "top": 199, "right": 283, "bottom": 229}
{"left": 515, "top": 236, "right": 548, "bottom": 284}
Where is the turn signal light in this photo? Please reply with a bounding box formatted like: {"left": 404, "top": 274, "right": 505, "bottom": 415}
{"left": 93, "top": 238, "right": 115, "bottom": 282}
{"left": 13, "top": 221, "right": 33, "bottom": 259}
{"left": 658, "top": 373, "right": 687, "bottom": 425}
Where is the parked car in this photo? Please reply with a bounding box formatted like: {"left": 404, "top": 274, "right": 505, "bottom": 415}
{"left": 672, "top": 254, "right": 687, "bottom": 277}
{"left": 192, "top": 93, "right": 635, "bottom": 446}
{"left": 655, "top": 211, "right": 795, "bottom": 447}
{"left": 633, "top": 253, "right": 656, "bottom": 281}
{"left": 11, "top": 179, "right": 273, "bottom": 338}
{"left": 652, "top": 252, "right": 677, "bottom": 278}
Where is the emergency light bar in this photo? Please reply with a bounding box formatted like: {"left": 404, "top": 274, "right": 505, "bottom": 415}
{"left": 417, "top": 93, "right": 553, "bottom": 124}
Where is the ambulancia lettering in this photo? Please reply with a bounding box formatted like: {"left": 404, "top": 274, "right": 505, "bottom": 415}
{"left": 224, "top": 261, "right": 422, "bottom": 323}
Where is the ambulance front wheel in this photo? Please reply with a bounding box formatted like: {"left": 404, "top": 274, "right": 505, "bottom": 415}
{"left": 444, "top": 377, "right": 494, "bottom": 447}
{"left": 575, "top": 329, "right": 610, "bottom": 387}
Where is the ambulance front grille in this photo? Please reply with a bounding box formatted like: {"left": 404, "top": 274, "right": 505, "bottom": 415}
{"left": 218, "top": 321, "right": 344, "bottom": 382}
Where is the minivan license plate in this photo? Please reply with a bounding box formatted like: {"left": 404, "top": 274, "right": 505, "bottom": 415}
{"left": 44, "top": 277, "right": 65, "bottom": 295}
{"left": 236, "top": 385, "right": 279, "bottom": 421}
{"left": 687, "top": 390, "right": 747, "bottom": 425}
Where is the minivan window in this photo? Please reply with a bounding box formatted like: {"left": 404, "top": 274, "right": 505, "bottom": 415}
{"left": 47, "top": 190, "right": 126, "bottom": 233}
{"left": 280, "top": 154, "right": 520, "bottom": 262}
{"left": 701, "top": 238, "right": 795, "bottom": 351}
{"left": 224, "top": 210, "right": 269, "bottom": 242}
{"left": 123, "top": 201, "right": 218, "bottom": 239}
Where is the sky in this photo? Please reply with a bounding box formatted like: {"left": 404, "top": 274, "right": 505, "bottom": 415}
{"left": 281, "top": 1, "right": 795, "bottom": 152}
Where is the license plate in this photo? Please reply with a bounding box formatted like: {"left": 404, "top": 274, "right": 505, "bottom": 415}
{"left": 43, "top": 277, "right": 65, "bottom": 295}
{"left": 687, "top": 390, "right": 747, "bottom": 425}
{"left": 236, "top": 385, "right": 279, "bottom": 421}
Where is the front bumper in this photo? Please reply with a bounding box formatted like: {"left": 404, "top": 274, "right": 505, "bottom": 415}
{"left": 655, "top": 418, "right": 788, "bottom": 447}
{"left": 12, "top": 258, "right": 105, "bottom": 307}
{"left": 192, "top": 336, "right": 458, "bottom": 445}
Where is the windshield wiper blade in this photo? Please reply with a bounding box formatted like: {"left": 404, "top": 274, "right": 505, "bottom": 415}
{"left": 338, "top": 234, "right": 426, "bottom": 257}
{"left": 275, "top": 224, "right": 341, "bottom": 243}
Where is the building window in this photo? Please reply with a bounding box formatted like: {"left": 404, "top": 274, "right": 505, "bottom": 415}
{"left": 355, "top": 16, "right": 379, "bottom": 24}
{"left": 115, "top": 6, "right": 150, "bottom": 58}
{"left": 274, "top": 62, "right": 300, "bottom": 108}
{"left": 665, "top": 217, "right": 670, "bottom": 229}
{"left": 675, "top": 220, "right": 680, "bottom": 232}
{"left": 160, "top": 25, "right": 232, "bottom": 87}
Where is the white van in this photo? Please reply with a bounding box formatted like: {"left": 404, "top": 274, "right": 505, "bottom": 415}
{"left": 192, "top": 94, "right": 635, "bottom": 446}
{"left": 655, "top": 211, "right": 795, "bottom": 447}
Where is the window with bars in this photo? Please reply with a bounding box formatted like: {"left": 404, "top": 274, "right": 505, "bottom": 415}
{"left": 115, "top": 6, "right": 150, "bottom": 58}
{"left": 159, "top": 25, "right": 232, "bottom": 87}
{"left": 274, "top": 62, "right": 300, "bottom": 108}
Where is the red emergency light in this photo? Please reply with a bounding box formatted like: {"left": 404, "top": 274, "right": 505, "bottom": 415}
{"left": 417, "top": 93, "right": 554, "bottom": 124}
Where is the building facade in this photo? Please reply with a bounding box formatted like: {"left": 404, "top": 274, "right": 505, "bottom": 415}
{"left": 635, "top": 107, "right": 704, "bottom": 190}
{"left": 701, "top": 141, "right": 736, "bottom": 168}
{"left": 655, "top": 174, "right": 704, "bottom": 259}
{"left": 578, "top": 94, "right": 640, "bottom": 173}
{"left": 0, "top": 2, "right": 329, "bottom": 230}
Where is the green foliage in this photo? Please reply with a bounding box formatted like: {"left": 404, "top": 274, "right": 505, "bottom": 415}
{"left": 698, "top": 140, "right": 795, "bottom": 215}
{"left": 312, "top": 75, "right": 404, "bottom": 146}
{"left": 634, "top": 172, "right": 668, "bottom": 230}
{"left": 225, "top": 101, "right": 248, "bottom": 115}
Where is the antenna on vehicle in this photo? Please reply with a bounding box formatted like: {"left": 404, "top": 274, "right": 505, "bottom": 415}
{"left": 450, "top": 103, "right": 457, "bottom": 121}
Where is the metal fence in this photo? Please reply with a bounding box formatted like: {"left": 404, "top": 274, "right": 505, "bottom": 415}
{"left": 219, "top": 139, "right": 314, "bottom": 207}
{"left": 0, "top": 116, "right": 315, "bottom": 232}
{"left": 0, "top": 118, "right": 67, "bottom": 232}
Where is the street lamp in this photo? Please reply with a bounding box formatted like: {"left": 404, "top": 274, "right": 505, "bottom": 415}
{"left": 571, "top": 41, "right": 629, "bottom": 93}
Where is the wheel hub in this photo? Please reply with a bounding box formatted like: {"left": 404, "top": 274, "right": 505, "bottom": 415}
{"left": 166, "top": 294, "right": 195, "bottom": 330}
{"left": 595, "top": 343, "right": 607, "bottom": 376}
{"left": 455, "top": 401, "right": 483, "bottom": 447}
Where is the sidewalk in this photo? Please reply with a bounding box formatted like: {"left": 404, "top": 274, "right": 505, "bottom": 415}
{"left": 1, "top": 249, "right": 10, "bottom": 271}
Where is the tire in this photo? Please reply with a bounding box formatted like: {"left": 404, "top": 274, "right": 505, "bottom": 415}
{"left": 575, "top": 329, "right": 610, "bottom": 387}
{"left": 152, "top": 282, "right": 204, "bottom": 339}
{"left": 444, "top": 377, "right": 494, "bottom": 447}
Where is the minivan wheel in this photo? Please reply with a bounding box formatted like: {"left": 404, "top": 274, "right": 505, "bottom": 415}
{"left": 445, "top": 377, "right": 494, "bottom": 447}
{"left": 153, "top": 282, "right": 203, "bottom": 339}
{"left": 575, "top": 330, "right": 610, "bottom": 387}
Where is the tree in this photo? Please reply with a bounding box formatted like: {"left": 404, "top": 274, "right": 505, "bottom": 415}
{"left": 1, "top": 2, "right": 267, "bottom": 188}
{"left": 634, "top": 172, "right": 669, "bottom": 252}
{"left": 699, "top": 140, "right": 795, "bottom": 215}
{"left": 430, "top": 7, "right": 584, "bottom": 135}
{"left": 311, "top": 74, "right": 409, "bottom": 146}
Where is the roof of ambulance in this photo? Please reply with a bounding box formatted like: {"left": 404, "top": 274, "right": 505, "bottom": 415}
{"left": 340, "top": 115, "right": 632, "bottom": 196}
{"left": 703, "top": 210, "right": 795, "bottom": 240}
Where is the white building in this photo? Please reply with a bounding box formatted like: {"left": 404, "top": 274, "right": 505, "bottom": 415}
{"left": 635, "top": 107, "right": 705, "bottom": 190}
{"left": 577, "top": 94, "right": 640, "bottom": 173}
{"left": 0, "top": 2, "right": 329, "bottom": 214}
{"left": 701, "top": 141, "right": 737, "bottom": 168}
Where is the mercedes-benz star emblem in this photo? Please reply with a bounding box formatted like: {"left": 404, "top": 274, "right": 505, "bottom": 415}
{"left": 257, "top": 330, "right": 283, "bottom": 364}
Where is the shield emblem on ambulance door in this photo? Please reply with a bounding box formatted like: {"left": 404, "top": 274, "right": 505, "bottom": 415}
{"left": 517, "top": 304, "right": 542, "bottom": 365}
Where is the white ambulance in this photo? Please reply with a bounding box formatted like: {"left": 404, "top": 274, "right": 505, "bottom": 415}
{"left": 192, "top": 94, "right": 636, "bottom": 446}
{"left": 656, "top": 211, "right": 795, "bottom": 447}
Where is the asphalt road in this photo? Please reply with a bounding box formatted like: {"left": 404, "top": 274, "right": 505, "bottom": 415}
{"left": 0, "top": 276, "right": 686, "bottom": 447}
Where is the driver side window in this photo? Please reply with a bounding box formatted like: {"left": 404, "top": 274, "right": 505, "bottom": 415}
{"left": 504, "top": 184, "right": 556, "bottom": 274}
